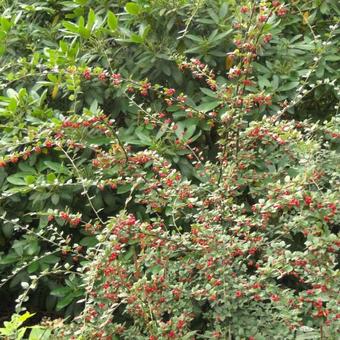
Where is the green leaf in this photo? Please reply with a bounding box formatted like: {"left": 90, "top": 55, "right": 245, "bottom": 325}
{"left": 117, "top": 183, "right": 132, "bottom": 194}
{"left": 80, "top": 236, "right": 98, "bottom": 247}
{"left": 18, "top": 162, "right": 35, "bottom": 173}
{"left": 17, "top": 312, "right": 34, "bottom": 324}
{"left": 200, "top": 88, "right": 218, "bottom": 98}
{"left": 156, "top": 123, "right": 169, "bottom": 140}
{"left": 185, "top": 34, "right": 203, "bottom": 42}
{"left": 62, "top": 21, "right": 79, "bottom": 34}
{"left": 78, "top": 26, "right": 91, "bottom": 39}
{"left": 135, "top": 129, "right": 152, "bottom": 144}
{"left": 87, "top": 136, "right": 112, "bottom": 145}
{"left": 123, "top": 246, "right": 135, "bottom": 261}
{"left": 46, "top": 172, "right": 57, "bottom": 183}
{"left": 29, "top": 327, "right": 51, "bottom": 340}
{"left": 0, "top": 253, "right": 19, "bottom": 265}
{"left": 1, "top": 312, "right": 35, "bottom": 335}
{"left": 56, "top": 293, "right": 75, "bottom": 310}
{"left": 51, "top": 287, "right": 71, "bottom": 298}
{"left": 125, "top": 2, "right": 142, "bottom": 15}
{"left": 7, "top": 175, "right": 27, "bottom": 185}
{"left": 325, "top": 55, "right": 340, "bottom": 61}
{"left": 219, "top": 3, "right": 229, "bottom": 18}
{"left": 39, "top": 215, "right": 49, "bottom": 228}
{"left": 6, "top": 88, "right": 18, "bottom": 98}
{"left": 258, "top": 76, "right": 271, "bottom": 90}
{"left": 51, "top": 193, "right": 59, "bottom": 205}
{"left": 86, "top": 8, "right": 96, "bottom": 31}
{"left": 43, "top": 255, "right": 59, "bottom": 264}
{"left": 279, "top": 81, "right": 299, "bottom": 91}
{"left": 24, "top": 175, "right": 36, "bottom": 185}
{"left": 107, "top": 11, "right": 118, "bottom": 31}
{"left": 44, "top": 161, "right": 69, "bottom": 174}
{"left": 28, "top": 261, "right": 39, "bottom": 273}
{"left": 253, "top": 62, "right": 270, "bottom": 74}
{"left": 130, "top": 33, "right": 144, "bottom": 43}
{"left": 16, "top": 328, "right": 25, "bottom": 340}
{"left": 296, "top": 330, "right": 320, "bottom": 340}
{"left": 197, "top": 100, "right": 220, "bottom": 113}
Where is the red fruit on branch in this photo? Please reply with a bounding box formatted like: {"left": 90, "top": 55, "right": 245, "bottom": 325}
{"left": 83, "top": 68, "right": 91, "bottom": 80}
{"left": 289, "top": 198, "right": 300, "bottom": 207}
{"left": 277, "top": 7, "right": 288, "bottom": 16}
{"left": 240, "top": 6, "right": 249, "bottom": 14}
{"left": 60, "top": 212, "right": 69, "bottom": 220}
{"left": 70, "top": 217, "right": 81, "bottom": 227}
{"left": 263, "top": 33, "right": 272, "bottom": 43}
{"left": 304, "top": 196, "right": 312, "bottom": 205}
{"left": 235, "top": 290, "right": 243, "bottom": 298}
{"left": 44, "top": 140, "right": 53, "bottom": 148}
{"left": 271, "top": 294, "right": 280, "bottom": 302}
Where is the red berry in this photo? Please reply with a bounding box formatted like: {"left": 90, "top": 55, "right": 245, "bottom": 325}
{"left": 259, "top": 15, "right": 267, "bottom": 23}
{"left": 34, "top": 146, "right": 42, "bottom": 153}
{"left": 289, "top": 198, "right": 300, "bottom": 207}
{"left": 235, "top": 290, "right": 243, "bottom": 298}
{"left": 10, "top": 156, "right": 19, "bottom": 164}
{"left": 83, "top": 68, "right": 91, "bottom": 80}
{"left": 304, "top": 196, "right": 312, "bottom": 205}
{"left": 263, "top": 33, "right": 272, "bottom": 44}
{"left": 271, "top": 294, "right": 280, "bottom": 302}
{"left": 277, "top": 7, "right": 288, "bottom": 16}
{"left": 70, "top": 217, "right": 81, "bottom": 227}
{"left": 168, "top": 330, "right": 176, "bottom": 339}
{"left": 165, "top": 88, "right": 176, "bottom": 96}
{"left": 44, "top": 140, "right": 53, "bottom": 148}
{"left": 176, "top": 320, "right": 185, "bottom": 329}
{"left": 60, "top": 212, "right": 69, "bottom": 220}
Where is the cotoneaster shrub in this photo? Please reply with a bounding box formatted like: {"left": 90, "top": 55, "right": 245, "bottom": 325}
{"left": 0, "top": 0, "right": 339, "bottom": 339}
{"left": 57, "top": 117, "right": 340, "bottom": 340}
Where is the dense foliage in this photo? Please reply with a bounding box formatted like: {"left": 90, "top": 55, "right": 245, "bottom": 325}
{"left": 0, "top": 0, "right": 339, "bottom": 339}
